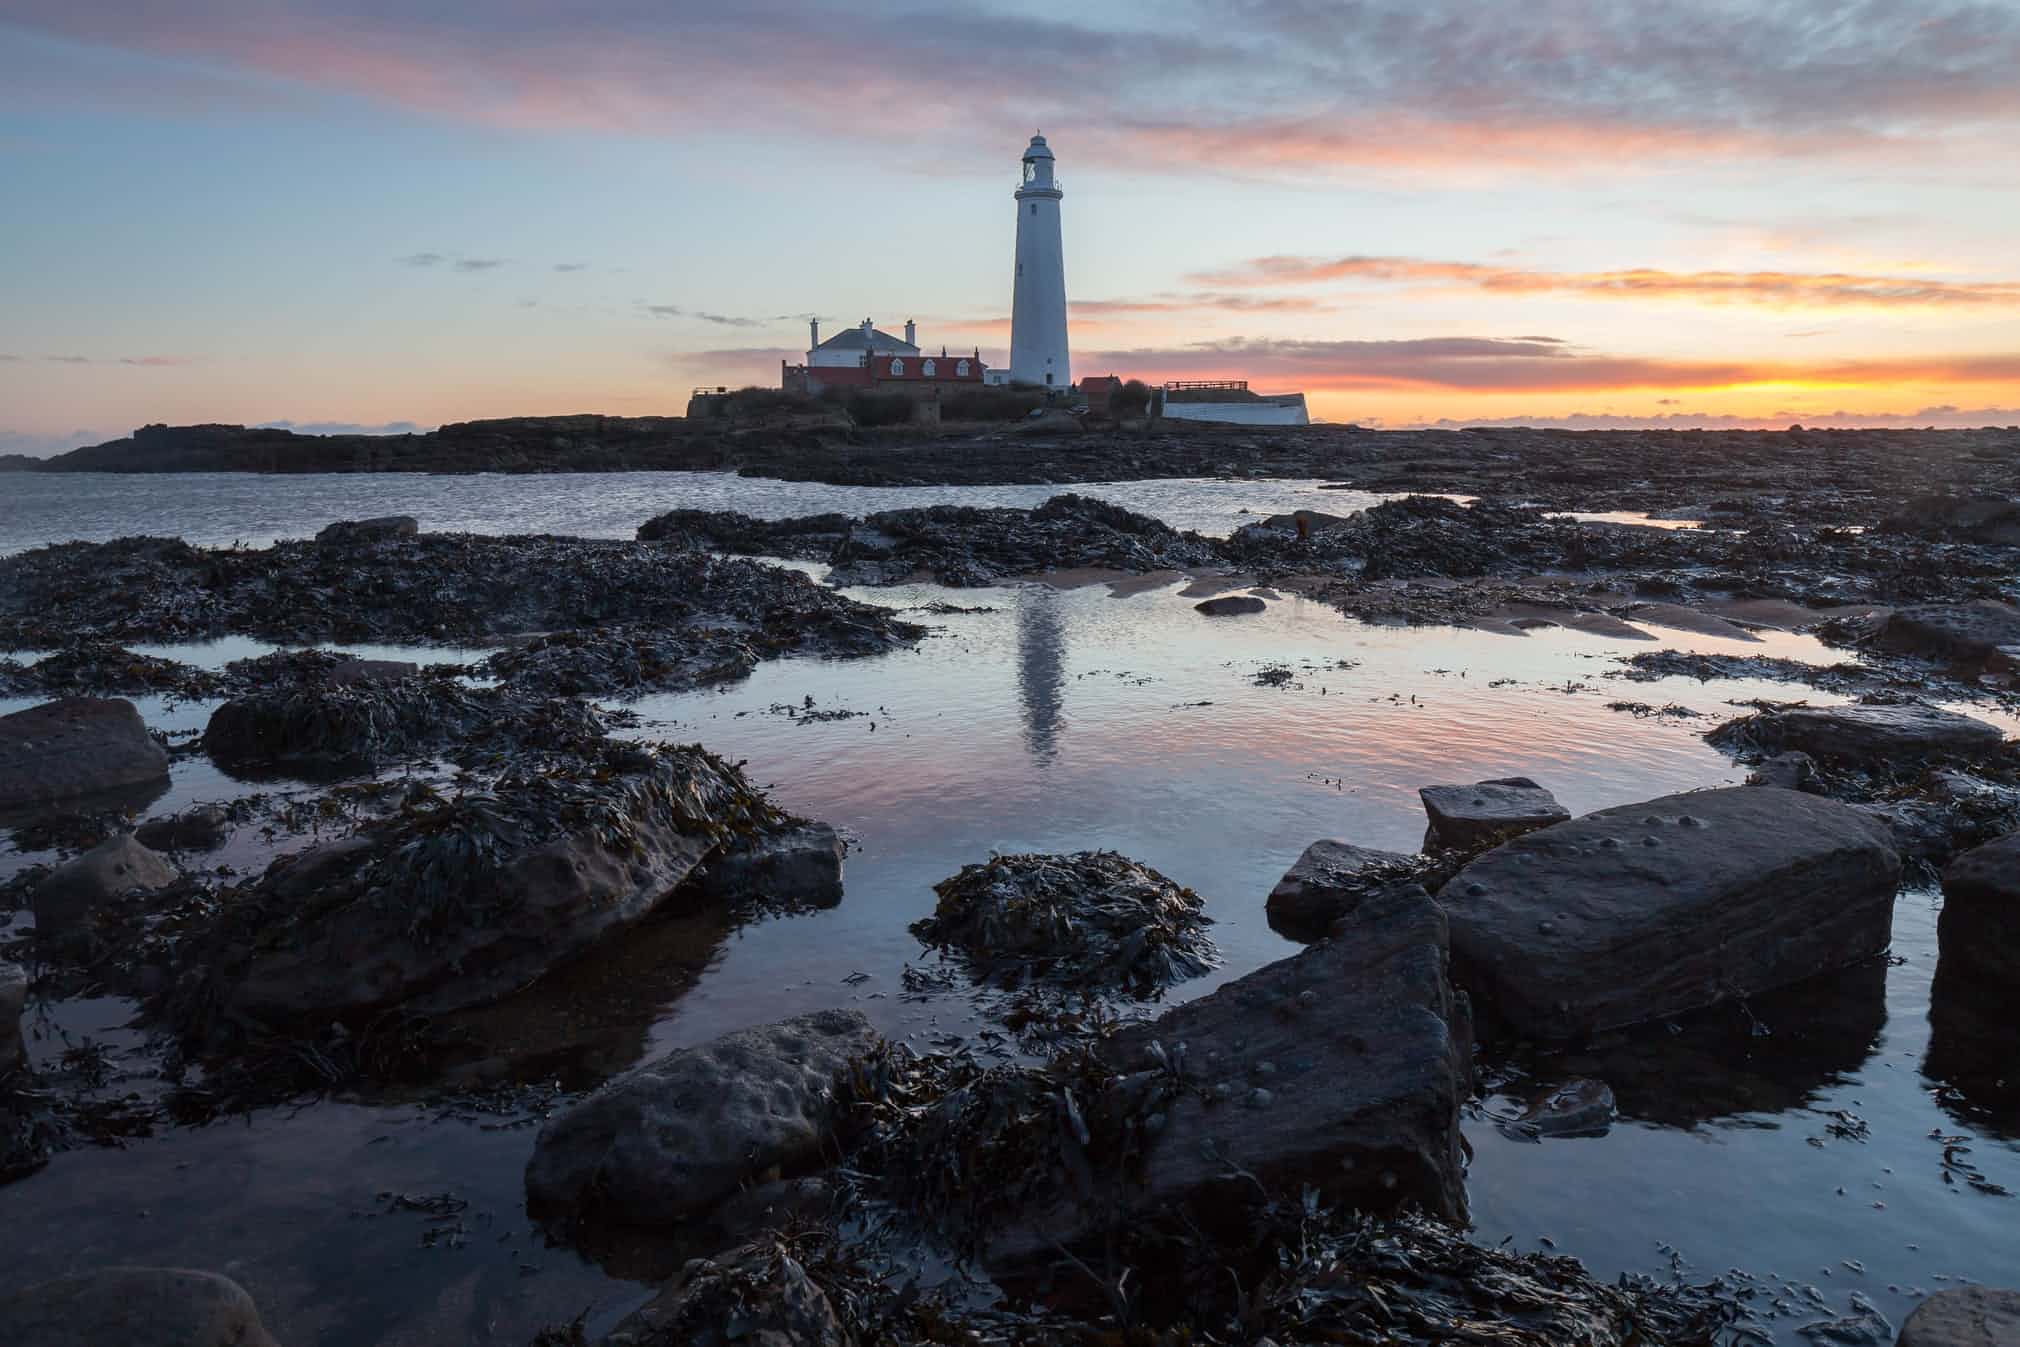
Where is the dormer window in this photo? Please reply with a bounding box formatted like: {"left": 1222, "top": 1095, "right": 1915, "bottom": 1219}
{"left": 889, "top": 358, "right": 904, "bottom": 375}
{"left": 922, "top": 359, "right": 936, "bottom": 377}
{"left": 956, "top": 360, "right": 969, "bottom": 376}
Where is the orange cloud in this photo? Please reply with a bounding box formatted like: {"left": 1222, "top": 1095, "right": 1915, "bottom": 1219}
{"left": 1191, "top": 255, "right": 2020, "bottom": 309}
{"left": 1077, "top": 337, "right": 2020, "bottom": 395}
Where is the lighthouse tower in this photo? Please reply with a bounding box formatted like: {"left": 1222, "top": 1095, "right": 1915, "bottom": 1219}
{"left": 1009, "top": 134, "right": 1069, "bottom": 389}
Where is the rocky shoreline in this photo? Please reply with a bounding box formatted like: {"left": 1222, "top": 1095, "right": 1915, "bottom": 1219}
{"left": 4, "top": 476, "right": 2019, "bottom": 1344}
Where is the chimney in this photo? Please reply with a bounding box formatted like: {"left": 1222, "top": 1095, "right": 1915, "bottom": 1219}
{"left": 904, "top": 319, "right": 916, "bottom": 348}
{"left": 809, "top": 317, "right": 819, "bottom": 350}
{"left": 861, "top": 317, "right": 874, "bottom": 342}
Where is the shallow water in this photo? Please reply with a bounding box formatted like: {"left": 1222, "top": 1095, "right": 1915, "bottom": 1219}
{"left": 2, "top": 477, "right": 2016, "bottom": 1345}
{"left": 0, "top": 471, "right": 1386, "bottom": 554}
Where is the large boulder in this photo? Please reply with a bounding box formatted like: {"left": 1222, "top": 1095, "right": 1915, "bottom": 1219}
{"left": 1708, "top": 703, "right": 2004, "bottom": 765}
{"left": 0, "top": 1267, "right": 281, "bottom": 1347}
{"left": 1444, "top": 786, "right": 1900, "bottom": 1039}
{"left": 1897, "top": 1287, "right": 2020, "bottom": 1347}
{"left": 1, "top": 961, "right": 25, "bottom": 1072}
{"left": 182, "top": 744, "right": 784, "bottom": 1032}
{"left": 1419, "top": 776, "right": 1569, "bottom": 850}
{"left": 1936, "top": 834, "right": 2020, "bottom": 1002}
{"left": 1878, "top": 601, "right": 2020, "bottom": 663}
{"left": 1265, "top": 839, "right": 1417, "bottom": 938}
{"left": 33, "top": 833, "right": 179, "bottom": 933}
{"left": 1095, "top": 883, "right": 1470, "bottom": 1224}
{"left": 0, "top": 698, "right": 169, "bottom": 810}
{"left": 978, "top": 884, "right": 1470, "bottom": 1270}
{"left": 525, "top": 1009, "right": 878, "bottom": 1227}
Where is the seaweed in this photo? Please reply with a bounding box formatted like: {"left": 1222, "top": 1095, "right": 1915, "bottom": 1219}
{"left": 912, "top": 851, "right": 1218, "bottom": 998}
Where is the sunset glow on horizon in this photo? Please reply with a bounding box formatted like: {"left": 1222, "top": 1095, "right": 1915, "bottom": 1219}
{"left": 3, "top": 0, "right": 2018, "bottom": 451}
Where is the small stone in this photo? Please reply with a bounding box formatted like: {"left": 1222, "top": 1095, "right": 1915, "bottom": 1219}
{"left": 1247, "top": 1087, "right": 1274, "bottom": 1109}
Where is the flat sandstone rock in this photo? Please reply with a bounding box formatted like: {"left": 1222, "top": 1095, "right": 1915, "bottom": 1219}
{"left": 1878, "top": 601, "right": 2020, "bottom": 663}
{"left": 525, "top": 1009, "right": 878, "bottom": 1227}
{"left": 1420, "top": 776, "right": 1570, "bottom": 850}
{"left": 0, "top": 697, "right": 170, "bottom": 810}
{"left": 1265, "top": 839, "right": 1416, "bottom": 937}
{"left": 1445, "top": 786, "right": 1900, "bottom": 1039}
{"left": 1711, "top": 703, "right": 2004, "bottom": 764}
{"left": 1897, "top": 1286, "right": 2020, "bottom": 1347}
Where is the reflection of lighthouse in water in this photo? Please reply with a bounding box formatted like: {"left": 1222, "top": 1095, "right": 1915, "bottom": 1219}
{"left": 1017, "top": 588, "right": 1065, "bottom": 764}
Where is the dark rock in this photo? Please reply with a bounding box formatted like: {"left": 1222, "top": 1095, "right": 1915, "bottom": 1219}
{"left": 912, "top": 851, "right": 1217, "bottom": 996}
{"left": 1707, "top": 702, "right": 2004, "bottom": 765}
{"left": 135, "top": 804, "right": 232, "bottom": 853}
{"left": 524, "top": 1009, "right": 878, "bottom": 1227}
{"left": 0, "top": 1267, "right": 282, "bottom": 1347}
{"left": 1747, "top": 750, "right": 1818, "bottom": 791}
{"left": 0, "top": 961, "right": 25, "bottom": 1072}
{"left": 1877, "top": 601, "right": 2020, "bottom": 664}
{"left": 477, "top": 625, "right": 769, "bottom": 699}
{"left": 1265, "top": 839, "right": 1418, "bottom": 938}
{"left": 182, "top": 744, "right": 783, "bottom": 1031}
{"left": 1194, "top": 594, "right": 1266, "bottom": 615}
{"left": 1896, "top": 1286, "right": 2020, "bottom": 1347}
{"left": 315, "top": 514, "right": 418, "bottom": 544}
{"left": 0, "top": 697, "right": 169, "bottom": 810}
{"left": 1937, "top": 834, "right": 2020, "bottom": 997}
{"left": 1445, "top": 786, "right": 1900, "bottom": 1039}
{"left": 601, "top": 1244, "right": 848, "bottom": 1347}
{"left": 33, "top": 833, "right": 179, "bottom": 934}
{"left": 991, "top": 883, "right": 1470, "bottom": 1265}
{"left": 1420, "top": 776, "right": 1569, "bottom": 850}
{"left": 1879, "top": 493, "right": 2020, "bottom": 545}
{"left": 695, "top": 823, "right": 845, "bottom": 908}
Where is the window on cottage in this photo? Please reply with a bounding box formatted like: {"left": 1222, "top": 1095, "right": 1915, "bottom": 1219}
{"left": 1016, "top": 262, "right": 1023, "bottom": 277}
{"left": 956, "top": 360, "right": 969, "bottom": 376}
{"left": 922, "top": 359, "right": 936, "bottom": 377}
{"left": 890, "top": 358, "right": 903, "bottom": 375}
{"left": 1029, "top": 203, "right": 1037, "bottom": 215}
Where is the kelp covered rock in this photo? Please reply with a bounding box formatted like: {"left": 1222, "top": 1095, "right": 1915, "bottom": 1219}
{"left": 477, "top": 625, "right": 763, "bottom": 699}
{"left": 911, "top": 850, "right": 1217, "bottom": 996}
{"left": 175, "top": 740, "right": 789, "bottom": 1035}
{"left": 0, "top": 533, "right": 923, "bottom": 658}
{"left": 202, "top": 650, "right": 610, "bottom": 769}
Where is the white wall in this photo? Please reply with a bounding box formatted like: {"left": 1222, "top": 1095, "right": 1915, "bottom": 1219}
{"left": 1161, "top": 395, "right": 1310, "bottom": 426}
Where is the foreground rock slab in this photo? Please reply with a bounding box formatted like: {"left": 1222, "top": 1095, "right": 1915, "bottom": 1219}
{"left": 1708, "top": 703, "right": 2005, "bottom": 764}
{"left": 1420, "top": 776, "right": 1569, "bottom": 850}
{"left": 0, "top": 697, "right": 169, "bottom": 810}
{"left": 1445, "top": 786, "right": 1900, "bottom": 1039}
{"left": 695, "top": 822, "right": 845, "bottom": 908}
{"left": 1265, "top": 838, "right": 1417, "bottom": 938}
{"left": 974, "top": 884, "right": 1470, "bottom": 1272}
{"left": 1194, "top": 594, "right": 1265, "bottom": 615}
{"left": 525, "top": 1009, "right": 877, "bottom": 1227}
{"left": 1897, "top": 1286, "right": 2020, "bottom": 1347}
{"left": 0, "top": 1267, "right": 281, "bottom": 1347}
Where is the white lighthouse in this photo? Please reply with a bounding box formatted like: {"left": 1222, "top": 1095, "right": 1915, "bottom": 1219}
{"left": 1009, "top": 134, "right": 1069, "bottom": 389}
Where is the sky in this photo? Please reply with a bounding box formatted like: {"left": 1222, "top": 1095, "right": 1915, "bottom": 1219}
{"left": 2, "top": 0, "right": 2018, "bottom": 451}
